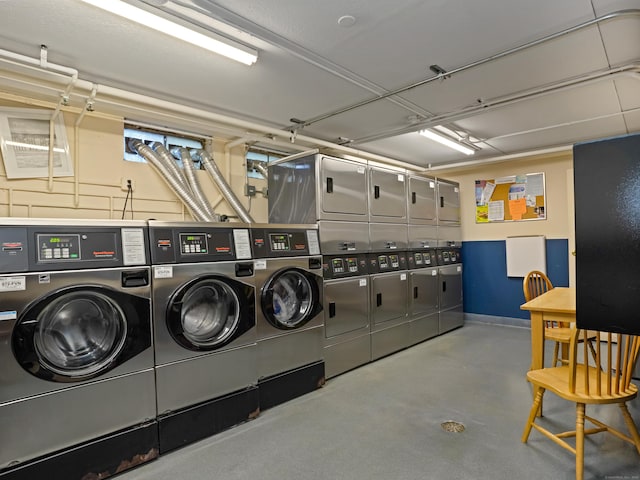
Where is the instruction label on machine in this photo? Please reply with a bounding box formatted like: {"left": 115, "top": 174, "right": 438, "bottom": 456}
{"left": 121, "top": 228, "right": 147, "bottom": 265}
{"left": 233, "top": 229, "right": 252, "bottom": 260}
{"left": 306, "top": 230, "right": 320, "bottom": 255}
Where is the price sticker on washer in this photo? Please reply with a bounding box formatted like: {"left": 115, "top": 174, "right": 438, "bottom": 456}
{"left": 359, "top": 278, "right": 367, "bottom": 287}
{"left": 0, "top": 276, "right": 26, "bottom": 292}
{"left": 154, "top": 266, "right": 173, "bottom": 279}
{"left": 0, "top": 310, "right": 17, "bottom": 322}
{"left": 400, "top": 273, "right": 407, "bottom": 281}
{"left": 254, "top": 259, "right": 267, "bottom": 270}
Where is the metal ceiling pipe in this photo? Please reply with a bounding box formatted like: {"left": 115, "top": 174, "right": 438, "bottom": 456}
{"left": 128, "top": 139, "right": 210, "bottom": 221}
{"left": 291, "top": 9, "right": 640, "bottom": 131}
{"left": 171, "top": 146, "right": 217, "bottom": 220}
{"left": 191, "top": 149, "right": 254, "bottom": 223}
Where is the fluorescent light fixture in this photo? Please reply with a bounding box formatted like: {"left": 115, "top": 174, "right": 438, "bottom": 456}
{"left": 5, "top": 141, "right": 66, "bottom": 153}
{"left": 419, "top": 129, "right": 475, "bottom": 155}
{"left": 78, "top": 0, "right": 258, "bottom": 65}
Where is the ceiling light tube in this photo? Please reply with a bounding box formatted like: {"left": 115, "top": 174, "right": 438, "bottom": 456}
{"left": 419, "top": 129, "right": 475, "bottom": 155}
{"left": 78, "top": 0, "right": 258, "bottom": 65}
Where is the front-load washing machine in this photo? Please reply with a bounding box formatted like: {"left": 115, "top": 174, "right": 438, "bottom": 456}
{"left": 0, "top": 219, "right": 157, "bottom": 480}
{"left": 251, "top": 224, "right": 324, "bottom": 410}
{"left": 148, "top": 221, "right": 258, "bottom": 454}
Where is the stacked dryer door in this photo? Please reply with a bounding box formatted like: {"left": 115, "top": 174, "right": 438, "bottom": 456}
{"left": 368, "top": 223, "right": 410, "bottom": 360}
{"left": 148, "top": 222, "right": 258, "bottom": 454}
{"left": 407, "top": 225, "right": 439, "bottom": 345}
{"left": 268, "top": 153, "right": 368, "bottom": 224}
{"left": 251, "top": 225, "right": 324, "bottom": 410}
{"left": 369, "top": 165, "right": 407, "bottom": 224}
{"left": 0, "top": 220, "right": 157, "bottom": 479}
{"left": 321, "top": 225, "right": 370, "bottom": 379}
{"left": 436, "top": 226, "right": 464, "bottom": 334}
{"left": 436, "top": 178, "right": 461, "bottom": 225}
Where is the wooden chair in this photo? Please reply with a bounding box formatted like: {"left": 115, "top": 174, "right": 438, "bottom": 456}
{"left": 522, "top": 327, "right": 640, "bottom": 480}
{"left": 523, "top": 271, "right": 597, "bottom": 367}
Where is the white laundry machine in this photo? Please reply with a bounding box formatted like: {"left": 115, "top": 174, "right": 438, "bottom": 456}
{"left": 148, "top": 221, "right": 258, "bottom": 454}
{"left": 0, "top": 219, "right": 157, "bottom": 480}
{"left": 251, "top": 224, "right": 324, "bottom": 410}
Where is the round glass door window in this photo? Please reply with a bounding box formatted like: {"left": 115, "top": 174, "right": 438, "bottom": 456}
{"left": 266, "top": 270, "right": 314, "bottom": 329}
{"left": 178, "top": 280, "right": 240, "bottom": 348}
{"left": 34, "top": 291, "right": 127, "bottom": 378}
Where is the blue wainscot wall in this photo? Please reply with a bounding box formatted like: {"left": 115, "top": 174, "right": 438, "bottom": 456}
{"left": 461, "top": 239, "right": 569, "bottom": 327}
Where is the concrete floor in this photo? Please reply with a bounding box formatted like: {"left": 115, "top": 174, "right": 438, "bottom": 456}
{"left": 118, "top": 322, "right": 640, "bottom": 480}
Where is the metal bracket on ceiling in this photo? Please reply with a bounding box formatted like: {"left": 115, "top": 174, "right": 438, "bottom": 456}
{"left": 429, "top": 64, "right": 450, "bottom": 80}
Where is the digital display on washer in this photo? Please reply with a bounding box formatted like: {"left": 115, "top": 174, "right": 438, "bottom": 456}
{"left": 346, "top": 257, "right": 358, "bottom": 273}
{"left": 269, "top": 233, "right": 290, "bottom": 252}
{"left": 389, "top": 254, "right": 399, "bottom": 268}
{"left": 331, "top": 258, "right": 345, "bottom": 273}
{"left": 37, "top": 234, "right": 81, "bottom": 261}
{"left": 378, "top": 255, "right": 389, "bottom": 269}
{"left": 179, "top": 233, "right": 208, "bottom": 255}
{"left": 414, "top": 252, "right": 423, "bottom": 265}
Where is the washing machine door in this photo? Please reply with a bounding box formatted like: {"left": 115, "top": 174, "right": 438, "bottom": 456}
{"left": 13, "top": 286, "right": 149, "bottom": 382}
{"left": 261, "top": 268, "right": 322, "bottom": 329}
{"left": 167, "top": 276, "right": 255, "bottom": 351}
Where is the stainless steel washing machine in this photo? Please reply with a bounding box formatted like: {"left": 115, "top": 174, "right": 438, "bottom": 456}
{"left": 148, "top": 221, "right": 258, "bottom": 454}
{"left": 0, "top": 219, "right": 157, "bottom": 480}
{"left": 251, "top": 224, "right": 324, "bottom": 410}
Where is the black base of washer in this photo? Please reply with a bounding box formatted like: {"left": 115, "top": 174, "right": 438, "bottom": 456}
{"left": 158, "top": 386, "right": 260, "bottom": 455}
{"left": 258, "top": 361, "right": 325, "bottom": 411}
{"left": 0, "top": 421, "right": 159, "bottom": 480}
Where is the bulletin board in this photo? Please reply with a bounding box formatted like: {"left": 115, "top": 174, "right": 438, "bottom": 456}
{"left": 475, "top": 173, "right": 546, "bottom": 223}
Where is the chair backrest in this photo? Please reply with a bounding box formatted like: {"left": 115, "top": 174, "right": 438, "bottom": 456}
{"left": 569, "top": 328, "right": 640, "bottom": 397}
{"left": 523, "top": 270, "right": 553, "bottom": 302}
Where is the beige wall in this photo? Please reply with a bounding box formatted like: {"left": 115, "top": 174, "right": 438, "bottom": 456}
{"left": 434, "top": 152, "right": 574, "bottom": 240}
{"left": 0, "top": 100, "right": 268, "bottom": 223}
{"left": 434, "top": 151, "right": 576, "bottom": 284}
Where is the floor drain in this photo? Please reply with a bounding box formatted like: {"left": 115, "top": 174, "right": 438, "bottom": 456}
{"left": 441, "top": 421, "right": 465, "bottom": 433}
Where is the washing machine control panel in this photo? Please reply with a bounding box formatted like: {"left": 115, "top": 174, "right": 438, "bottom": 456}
{"left": 0, "top": 223, "right": 150, "bottom": 273}
{"left": 367, "top": 252, "right": 407, "bottom": 273}
{"left": 322, "top": 254, "right": 368, "bottom": 279}
{"left": 407, "top": 249, "right": 437, "bottom": 269}
{"left": 38, "top": 234, "right": 82, "bottom": 261}
{"left": 179, "top": 233, "right": 209, "bottom": 255}
{"left": 149, "top": 226, "right": 252, "bottom": 264}
{"left": 251, "top": 227, "right": 320, "bottom": 258}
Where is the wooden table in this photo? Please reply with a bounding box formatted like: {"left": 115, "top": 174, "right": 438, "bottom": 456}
{"left": 521, "top": 286, "right": 575, "bottom": 372}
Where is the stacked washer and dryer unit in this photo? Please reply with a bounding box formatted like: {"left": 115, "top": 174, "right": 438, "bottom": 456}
{"left": 268, "top": 153, "right": 463, "bottom": 378}
{"left": 147, "top": 221, "right": 259, "bottom": 454}
{"left": 0, "top": 219, "right": 157, "bottom": 480}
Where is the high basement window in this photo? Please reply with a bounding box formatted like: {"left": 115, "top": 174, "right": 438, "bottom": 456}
{"left": 123, "top": 125, "right": 205, "bottom": 165}
{"left": 246, "top": 148, "right": 283, "bottom": 179}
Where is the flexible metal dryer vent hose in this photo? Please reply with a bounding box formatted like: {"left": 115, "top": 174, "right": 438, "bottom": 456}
{"left": 128, "top": 139, "right": 212, "bottom": 221}
{"left": 190, "top": 149, "right": 254, "bottom": 223}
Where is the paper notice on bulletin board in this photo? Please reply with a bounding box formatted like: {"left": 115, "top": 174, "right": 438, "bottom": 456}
{"left": 475, "top": 173, "right": 546, "bottom": 223}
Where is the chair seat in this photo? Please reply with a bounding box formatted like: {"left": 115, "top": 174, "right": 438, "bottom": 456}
{"left": 527, "top": 365, "right": 639, "bottom": 404}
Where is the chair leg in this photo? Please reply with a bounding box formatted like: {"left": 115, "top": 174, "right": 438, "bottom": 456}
{"left": 576, "top": 403, "right": 585, "bottom": 480}
{"left": 522, "top": 388, "right": 544, "bottom": 442}
{"left": 552, "top": 342, "right": 560, "bottom": 367}
{"left": 619, "top": 403, "right": 640, "bottom": 455}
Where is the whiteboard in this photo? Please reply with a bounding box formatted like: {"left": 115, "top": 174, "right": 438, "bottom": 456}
{"left": 506, "top": 235, "right": 546, "bottom": 277}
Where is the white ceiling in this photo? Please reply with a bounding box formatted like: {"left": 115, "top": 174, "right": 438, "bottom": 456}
{"left": 0, "top": 0, "right": 638, "bottom": 169}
